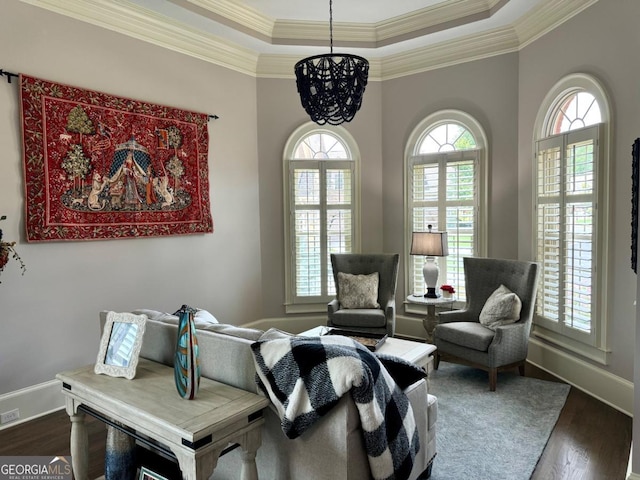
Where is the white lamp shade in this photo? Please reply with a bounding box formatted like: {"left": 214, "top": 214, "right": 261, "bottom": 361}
{"left": 410, "top": 231, "right": 449, "bottom": 257}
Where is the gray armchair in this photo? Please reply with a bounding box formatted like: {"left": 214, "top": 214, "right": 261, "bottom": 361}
{"left": 434, "top": 257, "right": 539, "bottom": 391}
{"left": 328, "top": 253, "right": 399, "bottom": 337}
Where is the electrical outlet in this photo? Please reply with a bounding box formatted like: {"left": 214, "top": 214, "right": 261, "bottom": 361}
{"left": 1, "top": 408, "right": 20, "bottom": 424}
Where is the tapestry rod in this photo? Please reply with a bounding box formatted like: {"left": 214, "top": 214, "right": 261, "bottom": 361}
{"left": 2, "top": 70, "right": 219, "bottom": 120}
{"left": 0, "top": 69, "right": 19, "bottom": 84}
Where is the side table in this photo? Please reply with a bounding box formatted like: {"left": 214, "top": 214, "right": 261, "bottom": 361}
{"left": 406, "top": 295, "right": 456, "bottom": 344}
{"left": 57, "top": 358, "right": 269, "bottom": 480}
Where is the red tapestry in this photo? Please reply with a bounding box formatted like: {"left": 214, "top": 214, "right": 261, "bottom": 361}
{"left": 20, "top": 74, "right": 213, "bottom": 242}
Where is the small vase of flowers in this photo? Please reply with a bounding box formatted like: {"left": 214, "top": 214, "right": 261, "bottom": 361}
{"left": 440, "top": 284, "right": 455, "bottom": 298}
{"left": 0, "top": 216, "right": 26, "bottom": 283}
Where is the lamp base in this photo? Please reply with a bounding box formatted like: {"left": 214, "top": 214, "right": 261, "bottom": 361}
{"left": 424, "top": 287, "right": 440, "bottom": 299}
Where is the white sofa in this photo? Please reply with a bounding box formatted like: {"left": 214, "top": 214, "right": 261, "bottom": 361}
{"left": 101, "top": 310, "right": 437, "bottom": 479}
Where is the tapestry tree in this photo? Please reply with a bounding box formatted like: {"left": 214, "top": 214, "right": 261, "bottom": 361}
{"left": 62, "top": 144, "right": 92, "bottom": 193}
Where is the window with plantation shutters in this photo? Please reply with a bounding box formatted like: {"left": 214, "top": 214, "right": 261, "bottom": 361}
{"left": 533, "top": 76, "right": 610, "bottom": 359}
{"left": 410, "top": 152, "right": 477, "bottom": 300}
{"left": 406, "top": 113, "right": 487, "bottom": 302}
{"left": 284, "top": 126, "right": 358, "bottom": 311}
{"left": 536, "top": 128, "right": 598, "bottom": 337}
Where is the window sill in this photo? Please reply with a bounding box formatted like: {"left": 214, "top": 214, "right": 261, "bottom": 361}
{"left": 531, "top": 325, "right": 610, "bottom": 365}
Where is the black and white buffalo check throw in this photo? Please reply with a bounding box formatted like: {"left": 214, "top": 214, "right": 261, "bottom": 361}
{"left": 251, "top": 334, "right": 420, "bottom": 480}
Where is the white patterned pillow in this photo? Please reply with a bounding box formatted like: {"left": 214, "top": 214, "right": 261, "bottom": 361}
{"left": 479, "top": 284, "right": 522, "bottom": 329}
{"left": 337, "top": 272, "right": 380, "bottom": 309}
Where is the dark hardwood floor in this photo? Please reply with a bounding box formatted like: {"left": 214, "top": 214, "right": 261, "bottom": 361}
{"left": 526, "top": 364, "right": 632, "bottom": 480}
{"left": 0, "top": 364, "right": 631, "bottom": 479}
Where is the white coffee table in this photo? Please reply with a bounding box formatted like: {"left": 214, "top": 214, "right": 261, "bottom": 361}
{"left": 300, "top": 326, "right": 437, "bottom": 375}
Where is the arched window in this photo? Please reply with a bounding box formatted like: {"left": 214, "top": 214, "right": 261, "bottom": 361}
{"left": 533, "top": 73, "right": 610, "bottom": 360}
{"left": 405, "top": 110, "right": 487, "bottom": 301}
{"left": 283, "top": 124, "right": 360, "bottom": 312}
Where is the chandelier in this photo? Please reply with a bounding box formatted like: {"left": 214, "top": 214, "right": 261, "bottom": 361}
{"left": 294, "top": 0, "right": 369, "bottom": 126}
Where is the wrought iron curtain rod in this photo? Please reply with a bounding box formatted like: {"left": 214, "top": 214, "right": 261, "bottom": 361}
{"left": 1, "top": 68, "right": 220, "bottom": 119}
{"left": 0, "top": 69, "right": 18, "bottom": 83}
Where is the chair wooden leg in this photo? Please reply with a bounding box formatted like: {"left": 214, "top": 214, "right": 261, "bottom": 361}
{"left": 489, "top": 368, "right": 497, "bottom": 391}
{"left": 518, "top": 364, "right": 525, "bottom": 376}
{"left": 434, "top": 352, "right": 440, "bottom": 370}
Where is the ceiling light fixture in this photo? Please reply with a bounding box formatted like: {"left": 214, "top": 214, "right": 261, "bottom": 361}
{"left": 294, "top": 0, "right": 369, "bottom": 126}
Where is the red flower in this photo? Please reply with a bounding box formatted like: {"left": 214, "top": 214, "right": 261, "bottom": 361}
{"left": 440, "top": 284, "right": 455, "bottom": 294}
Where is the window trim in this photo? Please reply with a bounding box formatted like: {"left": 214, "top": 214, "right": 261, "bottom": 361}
{"left": 531, "top": 73, "right": 612, "bottom": 364}
{"left": 404, "top": 110, "right": 488, "bottom": 301}
{"left": 282, "top": 122, "right": 361, "bottom": 314}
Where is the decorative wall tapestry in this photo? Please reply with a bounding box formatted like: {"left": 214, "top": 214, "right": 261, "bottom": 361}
{"left": 20, "top": 74, "right": 213, "bottom": 242}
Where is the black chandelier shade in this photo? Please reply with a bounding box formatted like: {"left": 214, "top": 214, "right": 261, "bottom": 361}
{"left": 294, "top": 53, "right": 369, "bottom": 126}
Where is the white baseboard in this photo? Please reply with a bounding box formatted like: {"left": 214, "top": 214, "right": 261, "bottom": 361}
{"left": 628, "top": 442, "right": 636, "bottom": 480}
{"left": 0, "top": 380, "right": 64, "bottom": 430}
{"left": 527, "top": 337, "right": 633, "bottom": 416}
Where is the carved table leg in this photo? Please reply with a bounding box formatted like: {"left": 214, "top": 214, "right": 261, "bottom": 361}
{"left": 69, "top": 412, "right": 89, "bottom": 480}
{"left": 239, "top": 427, "right": 263, "bottom": 480}
{"left": 422, "top": 304, "right": 437, "bottom": 344}
{"left": 172, "top": 447, "right": 222, "bottom": 480}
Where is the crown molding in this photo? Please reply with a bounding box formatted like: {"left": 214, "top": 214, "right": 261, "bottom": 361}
{"left": 514, "top": 0, "right": 599, "bottom": 48}
{"left": 272, "top": 21, "right": 374, "bottom": 47}
{"left": 182, "top": 0, "right": 508, "bottom": 48}
{"left": 262, "top": 0, "right": 599, "bottom": 79}
{"left": 169, "top": 0, "right": 274, "bottom": 40}
{"left": 256, "top": 28, "right": 517, "bottom": 81}
{"left": 380, "top": 26, "right": 519, "bottom": 80}
{"left": 20, "top": 0, "right": 259, "bottom": 76}
{"left": 21, "top": 0, "right": 600, "bottom": 81}
{"left": 375, "top": 0, "right": 504, "bottom": 44}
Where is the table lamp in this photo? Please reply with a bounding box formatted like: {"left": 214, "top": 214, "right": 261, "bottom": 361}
{"left": 410, "top": 225, "right": 449, "bottom": 298}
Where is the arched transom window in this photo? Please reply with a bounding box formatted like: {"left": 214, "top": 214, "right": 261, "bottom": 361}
{"left": 549, "top": 91, "right": 601, "bottom": 134}
{"left": 418, "top": 123, "right": 477, "bottom": 153}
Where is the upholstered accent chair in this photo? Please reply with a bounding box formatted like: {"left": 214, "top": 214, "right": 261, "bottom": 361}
{"left": 434, "top": 257, "right": 539, "bottom": 391}
{"left": 328, "top": 253, "right": 400, "bottom": 337}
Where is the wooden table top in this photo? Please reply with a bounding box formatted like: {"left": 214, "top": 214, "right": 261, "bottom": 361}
{"left": 57, "top": 358, "right": 269, "bottom": 447}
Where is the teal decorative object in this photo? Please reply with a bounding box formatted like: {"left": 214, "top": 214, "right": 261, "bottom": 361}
{"left": 173, "top": 305, "right": 200, "bottom": 399}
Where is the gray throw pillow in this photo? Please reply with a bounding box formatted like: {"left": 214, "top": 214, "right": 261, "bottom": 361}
{"left": 479, "top": 284, "right": 522, "bottom": 329}
{"left": 337, "top": 272, "right": 380, "bottom": 309}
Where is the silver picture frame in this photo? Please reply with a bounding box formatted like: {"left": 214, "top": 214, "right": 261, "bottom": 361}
{"left": 95, "top": 311, "right": 147, "bottom": 379}
{"left": 139, "top": 466, "right": 169, "bottom": 480}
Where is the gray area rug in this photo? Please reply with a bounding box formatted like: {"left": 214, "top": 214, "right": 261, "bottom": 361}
{"left": 428, "top": 363, "right": 570, "bottom": 480}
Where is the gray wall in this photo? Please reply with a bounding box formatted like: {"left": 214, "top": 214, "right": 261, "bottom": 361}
{"left": 0, "top": 1, "right": 262, "bottom": 394}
